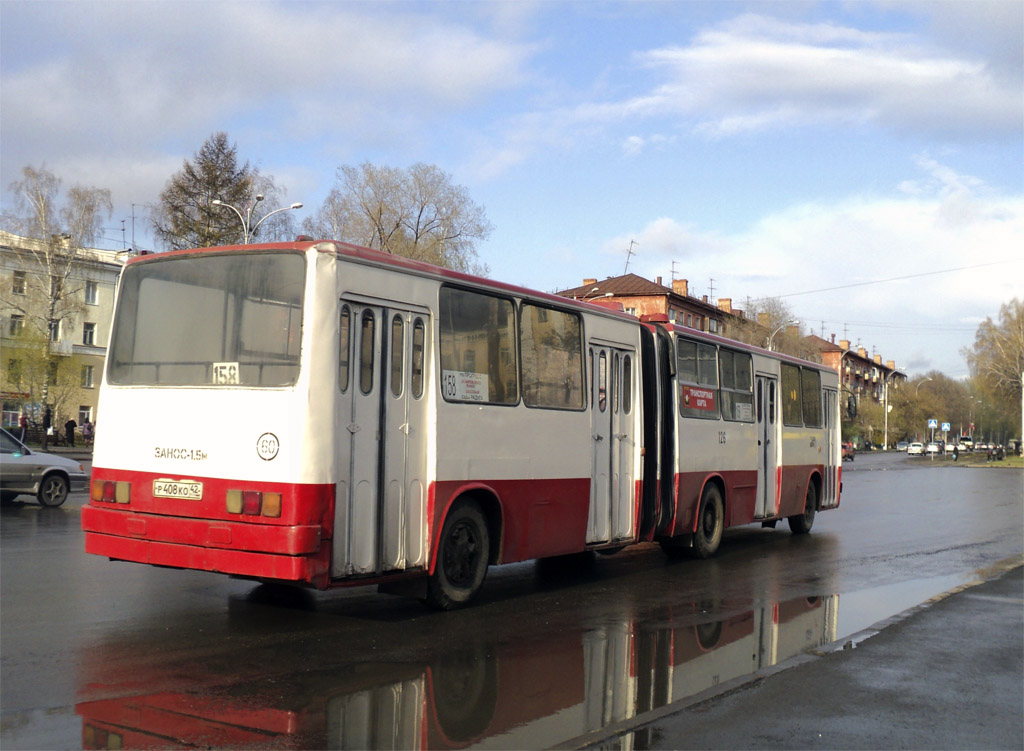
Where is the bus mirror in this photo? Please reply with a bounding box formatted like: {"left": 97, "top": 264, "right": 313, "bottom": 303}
{"left": 846, "top": 396, "right": 857, "bottom": 420}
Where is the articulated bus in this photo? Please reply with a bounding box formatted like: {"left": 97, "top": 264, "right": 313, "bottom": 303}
{"left": 82, "top": 240, "right": 841, "bottom": 608}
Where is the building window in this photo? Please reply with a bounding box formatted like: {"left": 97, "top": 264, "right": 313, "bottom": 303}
{"left": 12, "top": 271, "right": 26, "bottom": 295}
{"left": 708, "top": 319, "right": 718, "bottom": 333}
{"left": 49, "top": 320, "right": 61, "bottom": 341}
{"left": 79, "top": 405, "right": 93, "bottom": 425}
{"left": 83, "top": 322, "right": 96, "bottom": 346}
{"left": 85, "top": 280, "right": 98, "bottom": 305}
{"left": 8, "top": 314, "right": 24, "bottom": 337}
{"left": 82, "top": 365, "right": 94, "bottom": 388}
{"left": 8, "top": 359, "right": 22, "bottom": 384}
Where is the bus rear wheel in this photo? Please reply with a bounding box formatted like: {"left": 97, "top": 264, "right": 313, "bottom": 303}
{"left": 692, "top": 484, "right": 724, "bottom": 558}
{"left": 425, "top": 500, "right": 490, "bottom": 610}
{"left": 788, "top": 483, "right": 817, "bottom": 534}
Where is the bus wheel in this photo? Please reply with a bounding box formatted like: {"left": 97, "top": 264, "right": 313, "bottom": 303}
{"left": 788, "top": 483, "right": 817, "bottom": 535}
{"left": 692, "top": 484, "right": 724, "bottom": 559}
{"left": 425, "top": 500, "right": 490, "bottom": 610}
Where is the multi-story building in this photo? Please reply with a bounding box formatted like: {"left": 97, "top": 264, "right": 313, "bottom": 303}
{"left": 810, "top": 334, "right": 905, "bottom": 404}
{"left": 1, "top": 230, "right": 126, "bottom": 431}
{"left": 558, "top": 274, "right": 739, "bottom": 336}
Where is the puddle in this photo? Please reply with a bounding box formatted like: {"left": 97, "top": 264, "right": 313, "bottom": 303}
{"left": 833, "top": 573, "right": 970, "bottom": 644}
{"left": 73, "top": 572, "right": 978, "bottom": 750}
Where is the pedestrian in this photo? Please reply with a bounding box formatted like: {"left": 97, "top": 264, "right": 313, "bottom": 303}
{"left": 952, "top": 444, "right": 958, "bottom": 462}
{"left": 64, "top": 417, "right": 77, "bottom": 448}
{"left": 42, "top": 406, "right": 52, "bottom": 450}
{"left": 18, "top": 413, "right": 28, "bottom": 443}
{"left": 81, "top": 418, "right": 93, "bottom": 446}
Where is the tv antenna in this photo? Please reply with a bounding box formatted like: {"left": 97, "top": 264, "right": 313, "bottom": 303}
{"left": 624, "top": 239, "right": 637, "bottom": 274}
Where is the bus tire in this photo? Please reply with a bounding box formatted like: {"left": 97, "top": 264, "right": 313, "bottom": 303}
{"left": 692, "top": 484, "right": 724, "bottom": 559}
{"left": 425, "top": 500, "right": 490, "bottom": 610}
{"left": 788, "top": 483, "right": 817, "bottom": 535}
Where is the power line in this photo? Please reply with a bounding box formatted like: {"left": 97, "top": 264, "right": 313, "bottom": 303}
{"left": 755, "top": 259, "right": 1020, "bottom": 301}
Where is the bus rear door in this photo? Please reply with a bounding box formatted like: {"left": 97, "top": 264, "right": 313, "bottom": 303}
{"left": 334, "top": 300, "right": 430, "bottom": 577}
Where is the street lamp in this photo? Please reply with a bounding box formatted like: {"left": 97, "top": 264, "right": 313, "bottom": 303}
{"left": 766, "top": 319, "right": 799, "bottom": 351}
{"left": 914, "top": 376, "right": 933, "bottom": 397}
{"left": 212, "top": 194, "right": 303, "bottom": 244}
{"left": 882, "top": 368, "right": 902, "bottom": 450}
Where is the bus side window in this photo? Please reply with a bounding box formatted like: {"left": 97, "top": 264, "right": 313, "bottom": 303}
{"left": 411, "top": 318, "right": 425, "bottom": 399}
{"left": 781, "top": 363, "right": 802, "bottom": 426}
{"left": 339, "top": 305, "right": 351, "bottom": 393}
{"left": 359, "top": 310, "right": 375, "bottom": 395}
{"left": 801, "top": 368, "right": 822, "bottom": 427}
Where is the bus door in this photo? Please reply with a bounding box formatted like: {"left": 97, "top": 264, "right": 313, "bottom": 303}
{"left": 334, "top": 301, "right": 429, "bottom": 577}
{"left": 820, "top": 388, "right": 839, "bottom": 509}
{"left": 588, "top": 345, "right": 636, "bottom": 544}
{"left": 755, "top": 375, "right": 779, "bottom": 518}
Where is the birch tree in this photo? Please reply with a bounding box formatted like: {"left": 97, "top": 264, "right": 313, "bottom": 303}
{"left": 2, "top": 165, "right": 111, "bottom": 411}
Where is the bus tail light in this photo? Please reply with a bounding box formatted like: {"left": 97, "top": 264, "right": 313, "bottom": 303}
{"left": 225, "top": 489, "right": 282, "bottom": 519}
{"left": 91, "top": 480, "right": 131, "bottom": 504}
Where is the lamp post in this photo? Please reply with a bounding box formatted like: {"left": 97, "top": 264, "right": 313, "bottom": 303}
{"left": 766, "top": 319, "right": 799, "bottom": 351}
{"left": 882, "top": 368, "right": 902, "bottom": 450}
{"left": 212, "top": 194, "right": 303, "bottom": 243}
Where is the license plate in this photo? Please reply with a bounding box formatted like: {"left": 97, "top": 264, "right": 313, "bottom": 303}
{"left": 153, "top": 479, "right": 203, "bottom": 500}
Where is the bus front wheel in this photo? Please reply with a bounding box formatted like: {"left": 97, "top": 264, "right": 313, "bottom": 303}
{"left": 425, "top": 500, "right": 490, "bottom": 610}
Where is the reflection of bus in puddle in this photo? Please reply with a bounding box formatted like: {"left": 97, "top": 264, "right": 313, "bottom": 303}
{"left": 77, "top": 595, "right": 837, "bottom": 749}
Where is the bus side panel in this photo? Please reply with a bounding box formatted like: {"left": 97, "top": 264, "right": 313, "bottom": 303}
{"left": 777, "top": 464, "right": 823, "bottom": 519}
{"left": 432, "top": 478, "right": 591, "bottom": 563}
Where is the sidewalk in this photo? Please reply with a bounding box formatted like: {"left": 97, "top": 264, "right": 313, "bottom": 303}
{"left": 578, "top": 563, "right": 1024, "bottom": 750}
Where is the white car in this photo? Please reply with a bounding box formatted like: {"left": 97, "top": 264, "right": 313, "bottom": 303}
{"left": 907, "top": 442, "right": 925, "bottom": 456}
{"left": 926, "top": 442, "right": 940, "bottom": 455}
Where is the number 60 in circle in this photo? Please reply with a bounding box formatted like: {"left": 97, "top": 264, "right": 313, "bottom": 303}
{"left": 257, "top": 432, "right": 280, "bottom": 461}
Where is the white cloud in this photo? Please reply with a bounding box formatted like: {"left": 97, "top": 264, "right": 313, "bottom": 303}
{"left": 637, "top": 13, "right": 1021, "bottom": 139}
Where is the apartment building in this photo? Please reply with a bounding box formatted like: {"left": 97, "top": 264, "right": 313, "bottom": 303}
{"left": 1, "top": 231, "right": 126, "bottom": 429}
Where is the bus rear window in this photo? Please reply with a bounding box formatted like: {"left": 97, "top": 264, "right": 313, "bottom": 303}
{"left": 108, "top": 252, "right": 305, "bottom": 387}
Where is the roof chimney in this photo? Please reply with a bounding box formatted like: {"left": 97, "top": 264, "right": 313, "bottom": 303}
{"left": 757, "top": 312, "right": 770, "bottom": 327}
{"left": 839, "top": 339, "right": 850, "bottom": 351}
{"left": 873, "top": 354, "right": 883, "bottom": 365}
{"left": 857, "top": 347, "right": 867, "bottom": 358}
{"left": 672, "top": 279, "right": 689, "bottom": 297}
{"left": 887, "top": 360, "right": 896, "bottom": 370}
{"left": 583, "top": 278, "right": 597, "bottom": 286}
{"left": 656, "top": 276, "right": 662, "bottom": 286}
{"left": 718, "top": 298, "right": 732, "bottom": 314}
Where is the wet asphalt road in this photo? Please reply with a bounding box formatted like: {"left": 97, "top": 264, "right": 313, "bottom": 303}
{"left": 1, "top": 452, "right": 1021, "bottom": 749}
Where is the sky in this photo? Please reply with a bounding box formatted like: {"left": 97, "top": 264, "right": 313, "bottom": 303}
{"left": 2, "top": 0, "right": 1022, "bottom": 379}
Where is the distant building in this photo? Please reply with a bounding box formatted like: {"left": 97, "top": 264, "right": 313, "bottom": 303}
{"left": 557, "top": 274, "right": 741, "bottom": 336}
{"left": 810, "top": 334, "right": 905, "bottom": 404}
{"left": 0, "top": 230, "right": 126, "bottom": 429}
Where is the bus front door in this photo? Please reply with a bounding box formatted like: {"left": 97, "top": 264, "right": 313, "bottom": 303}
{"left": 588, "top": 345, "right": 636, "bottom": 545}
{"left": 755, "top": 375, "right": 779, "bottom": 518}
{"left": 334, "top": 302, "right": 429, "bottom": 577}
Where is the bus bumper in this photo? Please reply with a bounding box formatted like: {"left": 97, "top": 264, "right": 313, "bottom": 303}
{"left": 82, "top": 505, "right": 331, "bottom": 588}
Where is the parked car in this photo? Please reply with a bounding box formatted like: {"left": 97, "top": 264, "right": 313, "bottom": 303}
{"left": 907, "top": 442, "right": 925, "bottom": 456}
{"left": 896, "top": 441, "right": 910, "bottom": 451}
{"left": 0, "top": 427, "right": 88, "bottom": 507}
{"left": 842, "top": 442, "right": 855, "bottom": 461}
{"left": 925, "top": 442, "right": 940, "bottom": 455}
{"left": 945, "top": 441, "right": 955, "bottom": 452}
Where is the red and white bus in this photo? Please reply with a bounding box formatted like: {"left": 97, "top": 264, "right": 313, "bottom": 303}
{"left": 82, "top": 240, "right": 841, "bottom": 608}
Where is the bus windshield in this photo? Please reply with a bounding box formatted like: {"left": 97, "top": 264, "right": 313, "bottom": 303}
{"left": 108, "top": 251, "right": 305, "bottom": 387}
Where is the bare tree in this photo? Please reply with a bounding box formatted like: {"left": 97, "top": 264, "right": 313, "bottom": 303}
{"left": 303, "top": 162, "right": 492, "bottom": 275}
{"left": 2, "top": 165, "right": 111, "bottom": 411}
{"left": 728, "top": 296, "right": 816, "bottom": 360}
{"left": 965, "top": 299, "right": 1024, "bottom": 445}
